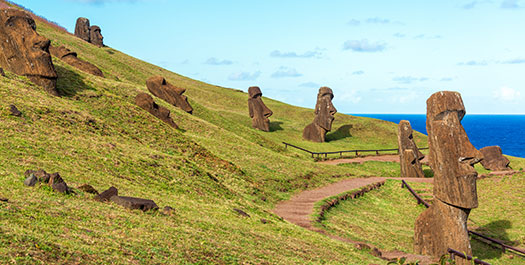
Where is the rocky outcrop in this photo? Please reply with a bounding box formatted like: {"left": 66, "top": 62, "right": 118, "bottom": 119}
{"left": 397, "top": 120, "right": 425, "bottom": 178}
{"left": 480, "top": 146, "right": 510, "bottom": 171}
{"left": 303, "top": 87, "right": 337, "bottom": 142}
{"left": 49, "top": 45, "right": 104, "bottom": 77}
{"left": 248, "top": 86, "right": 273, "bottom": 131}
{"left": 146, "top": 76, "right": 193, "bottom": 114}
{"left": 415, "top": 91, "right": 483, "bottom": 265}
{"left": 135, "top": 93, "right": 178, "bottom": 129}
{"left": 0, "top": 9, "right": 58, "bottom": 95}
{"left": 74, "top": 17, "right": 104, "bottom": 47}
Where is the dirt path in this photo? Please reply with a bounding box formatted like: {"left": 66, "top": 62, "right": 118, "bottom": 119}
{"left": 318, "top": 154, "right": 429, "bottom": 165}
{"left": 273, "top": 176, "right": 435, "bottom": 263}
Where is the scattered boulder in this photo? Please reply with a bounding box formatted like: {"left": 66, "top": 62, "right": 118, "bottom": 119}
{"left": 233, "top": 208, "right": 250, "bottom": 217}
{"left": 303, "top": 87, "right": 337, "bottom": 142}
{"left": 135, "top": 93, "right": 178, "bottom": 129}
{"left": 49, "top": 45, "right": 104, "bottom": 77}
{"left": 110, "top": 196, "right": 158, "bottom": 212}
{"left": 162, "top": 206, "right": 175, "bottom": 215}
{"left": 479, "top": 146, "right": 511, "bottom": 171}
{"left": 23, "top": 170, "right": 71, "bottom": 193}
{"left": 9, "top": 105, "right": 22, "bottom": 117}
{"left": 397, "top": 120, "right": 425, "bottom": 178}
{"left": 48, "top": 172, "right": 71, "bottom": 193}
{"left": 415, "top": 91, "right": 483, "bottom": 264}
{"left": 74, "top": 17, "right": 90, "bottom": 42}
{"left": 146, "top": 76, "right": 193, "bottom": 114}
{"left": 23, "top": 174, "right": 37, "bottom": 187}
{"left": 0, "top": 9, "right": 58, "bottom": 95}
{"left": 260, "top": 218, "right": 268, "bottom": 224}
{"left": 94, "top": 186, "right": 118, "bottom": 202}
{"left": 77, "top": 184, "right": 99, "bottom": 195}
{"left": 89, "top": 25, "right": 104, "bottom": 47}
{"left": 247, "top": 86, "right": 273, "bottom": 131}
{"left": 24, "top": 169, "right": 50, "bottom": 183}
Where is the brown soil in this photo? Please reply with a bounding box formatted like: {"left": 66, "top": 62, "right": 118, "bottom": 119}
{"left": 318, "top": 154, "right": 429, "bottom": 165}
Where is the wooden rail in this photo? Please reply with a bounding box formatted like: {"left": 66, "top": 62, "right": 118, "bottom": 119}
{"left": 401, "top": 181, "right": 525, "bottom": 256}
{"left": 282, "top": 142, "right": 428, "bottom": 159}
{"left": 447, "top": 248, "right": 491, "bottom": 265}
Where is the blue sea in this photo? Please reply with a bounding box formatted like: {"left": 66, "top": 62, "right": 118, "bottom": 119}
{"left": 352, "top": 114, "right": 525, "bottom": 158}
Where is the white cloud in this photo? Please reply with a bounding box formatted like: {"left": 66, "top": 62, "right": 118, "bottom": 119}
{"left": 336, "top": 90, "right": 362, "bottom": 104}
{"left": 501, "top": 0, "right": 520, "bottom": 9}
{"left": 228, "top": 71, "right": 261, "bottom": 81}
{"left": 493, "top": 86, "right": 521, "bottom": 101}
{"left": 270, "top": 49, "right": 322, "bottom": 58}
{"left": 271, "top": 67, "right": 302, "bottom": 78}
{"left": 205, "top": 57, "right": 233, "bottom": 65}
{"left": 343, "top": 39, "right": 386, "bottom": 52}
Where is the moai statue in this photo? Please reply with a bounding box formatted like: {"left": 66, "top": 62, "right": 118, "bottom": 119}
{"left": 49, "top": 45, "right": 104, "bottom": 77}
{"left": 74, "top": 17, "right": 90, "bottom": 42}
{"left": 89, "top": 25, "right": 103, "bottom": 47}
{"left": 146, "top": 76, "right": 193, "bottom": 114}
{"left": 479, "top": 146, "right": 511, "bottom": 171}
{"left": 247, "top": 86, "right": 273, "bottom": 132}
{"left": 414, "top": 91, "right": 483, "bottom": 265}
{"left": 135, "top": 93, "right": 178, "bottom": 129}
{"left": 0, "top": 9, "right": 58, "bottom": 95}
{"left": 303, "top": 87, "right": 337, "bottom": 142}
{"left": 397, "top": 120, "right": 425, "bottom": 178}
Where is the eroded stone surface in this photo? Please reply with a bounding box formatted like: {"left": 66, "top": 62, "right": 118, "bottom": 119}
{"left": 78, "top": 184, "right": 99, "bottom": 195}
{"left": 398, "top": 120, "right": 425, "bottom": 178}
{"left": 110, "top": 196, "right": 158, "bottom": 212}
{"left": 146, "top": 76, "right": 193, "bottom": 114}
{"left": 49, "top": 45, "right": 104, "bottom": 77}
{"left": 0, "top": 9, "right": 58, "bottom": 95}
{"left": 135, "top": 93, "right": 178, "bottom": 129}
{"left": 480, "top": 146, "right": 510, "bottom": 171}
{"left": 74, "top": 17, "right": 90, "bottom": 42}
{"left": 95, "top": 186, "right": 118, "bottom": 202}
{"left": 303, "top": 87, "right": 337, "bottom": 142}
{"left": 89, "top": 25, "right": 103, "bottom": 47}
{"left": 248, "top": 86, "right": 273, "bottom": 131}
{"left": 9, "top": 104, "right": 21, "bottom": 117}
{"left": 24, "top": 174, "right": 37, "bottom": 186}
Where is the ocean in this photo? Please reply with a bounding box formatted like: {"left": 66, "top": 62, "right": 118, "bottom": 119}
{"left": 352, "top": 114, "right": 525, "bottom": 158}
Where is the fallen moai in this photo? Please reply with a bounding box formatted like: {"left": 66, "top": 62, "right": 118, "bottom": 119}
{"left": 479, "top": 146, "right": 511, "bottom": 171}
{"left": 0, "top": 9, "right": 58, "bottom": 95}
{"left": 303, "top": 87, "right": 337, "bottom": 142}
{"left": 397, "top": 120, "right": 425, "bottom": 178}
{"left": 49, "top": 45, "right": 104, "bottom": 77}
{"left": 74, "top": 17, "right": 104, "bottom": 47}
{"left": 146, "top": 76, "right": 193, "bottom": 114}
{"left": 414, "top": 91, "right": 483, "bottom": 265}
{"left": 96, "top": 186, "right": 158, "bottom": 212}
{"left": 247, "top": 86, "right": 273, "bottom": 131}
{"left": 135, "top": 93, "right": 179, "bottom": 129}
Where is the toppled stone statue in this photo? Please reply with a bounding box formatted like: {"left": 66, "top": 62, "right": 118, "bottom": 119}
{"left": 414, "top": 91, "right": 483, "bottom": 264}
{"left": 303, "top": 87, "right": 337, "bottom": 142}
{"left": 49, "top": 45, "right": 104, "bottom": 77}
{"left": 0, "top": 9, "right": 58, "bottom": 95}
{"left": 247, "top": 86, "right": 273, "bottom": 131}
{"left": 479, "top": 146, "right": 511, "bottom": 171}
{"left": 135, "top": 93, "right": 179, "bottom": 129}
{"left": 146, "top": 76, "right": 193, "bottom": 114}
{"left": 74, "top": 17, "right": 104, "bottom": 47}
{"left": 397, "top": 120, "right": 425, "bottom": 178}
{"left": 110, "top": 196, "right": 159, "bottom": 212}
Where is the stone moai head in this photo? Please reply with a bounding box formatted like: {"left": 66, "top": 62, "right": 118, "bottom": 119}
{"left": 248, "top": 86, "right": 273, "bottom": 132}
{"left": 426, "top": 91, "right": 483, "bottom": 209}
{"left": 0, "top": 9, "right": 58, "bottom": 95}
{"left": 313, "top": 86, "right": 337, "bottom": 131}
{"left": 89, "top": 25, "right": 103, "bottom": 47}
{"left": 398, "top": 120, "right": 425, "bottom": 178}
{"left": 146, "top": 76, "right": 193, "bottom": 114}
{"left": 74, "top": 17, "right": 90, "bottom": 42}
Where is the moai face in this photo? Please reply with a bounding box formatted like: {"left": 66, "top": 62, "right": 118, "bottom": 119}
{"left": 146, "top": 76, "right": 193, "bottom": 114}
{"left": 398, "top": 120, "right": 425, "bottom": 161}
{"left": 89, "top": 25, "right": 103, "bottom": 47}
{"left": 426, "top": 91, "right": 483, "bottom": 208}
{"left": 313, "top": 87, "right": 337, "bottom": 131}
{"left": 0, "top": 9, "right": 58, "bottom": 95}
{"left": 398, "top": 120, "right": 425, "bottom": 178}
{"left": 248, "top": 86, "right": 273, "bottom": 132}
{"left": 74, "top": 17, "right": 90, "bottom": 42}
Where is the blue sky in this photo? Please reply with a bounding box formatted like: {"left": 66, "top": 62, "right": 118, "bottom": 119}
{"left": 14, "top": 0, "right": 525, "bottom": 114}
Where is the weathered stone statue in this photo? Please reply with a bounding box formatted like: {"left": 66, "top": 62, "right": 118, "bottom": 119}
{"left": 0, "top": 9, "right": 58, "bottom": 95}
{"left": 135, "top": 93, "right": 178, "bottom": 129}
{"left": 74, "top": 17, "right": 90, "bottom": 42}
{"left": 146, "top": 76, "right": 193, "bottom": 114}
{"left": 247, "top": 86, "right": 273, "bottom": 131}
{"left": 89, "top": 25, "right": 104, "bottom": 47}
{"left": 479, "top": 146, "right": 511, "bottom": 171}
{"left": 49, "top": 45, "right": 104, "bottom": 77}
{"left": 414, "top": 91, "right": 483, "bottom": 265}
{"left": 397, "top": 120, "right": 425, "bottom": 178}
{"left": 303, "top": 87, "right": 337, "bottom": 142}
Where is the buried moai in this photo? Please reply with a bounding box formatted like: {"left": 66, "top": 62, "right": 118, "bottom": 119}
{"left": 135, "top": 93, "right": 179, "bottom": 129}
{"left": 397, "top": 120, "right": 425, "bottom": 178}
{"left": 302, "top": 87, "right": 337, "bottom": 142}
{"left": 146, "top": 76, "right": 193, "bottom": 114}
{"left": 479, "top": 146, "right": 511, "bottom": 171}
{"left": 49, "top": 45, "right": 104, "bottom": 77}
{"left": 414, "top": 91, "right": 483, "bottom": 264}
{"left": 74, "top": 17, "right": 104, "bottom": 47}
{"left": 0, "top": 9, "right": 58, "bottom": 95}
{"left": 247, "top": 86, "right": 273, "bottom": 131}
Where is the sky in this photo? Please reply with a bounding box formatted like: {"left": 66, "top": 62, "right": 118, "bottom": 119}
{"left": 13, "top": 0, "right": 525, "bottom": 114}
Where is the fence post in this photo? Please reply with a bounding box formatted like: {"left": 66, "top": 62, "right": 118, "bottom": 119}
{"left": 376, "top": 150, "right": 379, "bottom": 155}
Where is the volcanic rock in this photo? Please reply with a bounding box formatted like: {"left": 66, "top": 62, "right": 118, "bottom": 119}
{"left": 23, "top": 174, "right": 37, "bottom": 187}
{"left": 9, "top": 105, "right": 22, "bottom": 117}
{"left": 74, "top": 17, "right": 90, "bottom": 42}
{"left": 110, "top": 196, "right": 158, "bottom": 212}
{"left": 479, "top": 146, "right": 510, "bottom": 171}
{"left": 48, "top": 172, "right": 71, "bottom": 193}
{"left": 49, "top": 45, "right": 104, "bottom": 77}
{"left": 397, "top": 120, "right": 425, "bottom": 178}
{"left": 25, "top": 169, "right": 50, "bottom": 183}
{"left": 0, "top": 67, "right": 5, "bottom": 77}
{"left": 162, "top": 206, "right": 175, "bottom": 215}
{"left": 135, "top": 93, "right": 178, "bottom": 129}
{"left": 95, "top": 186, "right": 118, "bottom": 202}
{"left": 0, "top": 9, "right": 58, "bottom": 95}
{"left": 303, "top": 87, "right": 337, "bottom": 142}
{"left": 77, "top": 184, "right": 99, "bottom": 195}
{"left": 89, "top": 25, "right": 104, "bottom": 47}
{"left": 247, "top": 86, "right": 273, "bottom": 131}
{"left": 146, "top": 76, "right": 193, "bottom": 114}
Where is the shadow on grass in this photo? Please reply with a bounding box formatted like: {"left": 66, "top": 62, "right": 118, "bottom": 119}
{"left": 269, "top": 121, "right": 283, "bottom": 132}
{"left": 471, "top": 220, "right": 519, "bottom": 260}
{"left": 55, "top": 65, "right": 94, "bottom": 97}
{"left": 326, "top": 124, "right": 353, "bottom": 142}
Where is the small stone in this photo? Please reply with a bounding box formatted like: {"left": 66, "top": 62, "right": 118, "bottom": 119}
{"left": 162, "top": 206, "right": 175, "bottom": 215}
{"left": 260, "top": 218, "right": 268, "bottom": 224}
{"left": 24, "top": 174, "right": 37, "bottom": 186}
{"left": 233, "top": 208, "right": 250, "bottom": 217}
{"left": 52, "top": 182, "right": 69, "bottom": 193}
{"left": 9, "top": 105, "right": 21, "bottom": 117}
{"left": 25, "top": 169, "right": 50, "bottom": 183}
{"left": 110, "top": 196, "right": 158, "bottom": 212}
{"left": 94, "top": 186, "right": 118, "bottom": 202}
{"left": 0, "top": 67, "right": 5, "bottom": 77}
{"left": 77, "top": 184, "right": 98, "bottom": 195}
